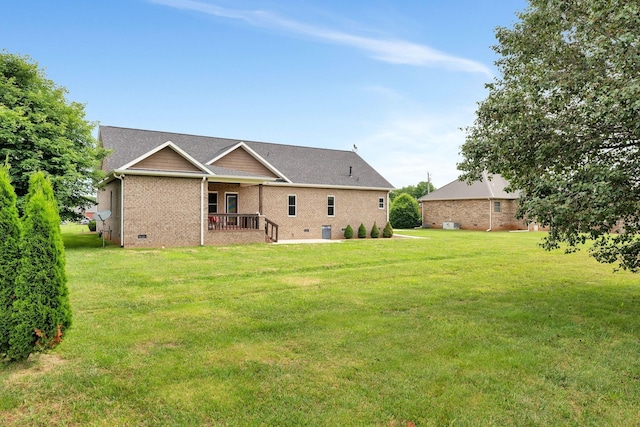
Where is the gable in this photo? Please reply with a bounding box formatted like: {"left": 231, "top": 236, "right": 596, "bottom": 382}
{"left": 212, "top": 147, "right": 279, "bottom": 178}
{"left": 130, "top": 146, "right": 202, "bottom": 173}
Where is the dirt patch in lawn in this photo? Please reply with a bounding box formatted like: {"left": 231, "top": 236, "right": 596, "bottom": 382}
{"left": 6, "top": 353, "right": 66, "bottom": 383}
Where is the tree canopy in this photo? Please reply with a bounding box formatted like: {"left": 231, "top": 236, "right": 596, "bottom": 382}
{"left": 459, "top": 0, "right": 640, "bottom": 271}
{"left": 390, "top": 180, "right": 435, "bottom": 202}
{"left": 0, "top": 51, "right": 107, "bottom": 220}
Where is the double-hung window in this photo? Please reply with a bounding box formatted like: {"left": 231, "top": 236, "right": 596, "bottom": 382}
{"left": 378, "top": 197, "right": 385, "bottom": 209}
{"left": 327, "top": 196, "right": 335, "bottom": 217}
{"left": 208, "top": 192, "right": 218, "bottom": 214}
{"left": 494, "top": 201, "right": 501, "bottom": 213}
{"left": 288, "top": 195, "right": 297, "bottom": 217}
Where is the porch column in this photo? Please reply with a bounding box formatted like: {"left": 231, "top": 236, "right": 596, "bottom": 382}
{"left": 259, "top": 184, "right": 263, "bottom": 215}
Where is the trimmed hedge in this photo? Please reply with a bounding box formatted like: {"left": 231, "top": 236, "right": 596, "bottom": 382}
{"left": 357, "top": 223, "right": 367, "bottom": 238}
{"left": 370, "top": 222, "right": 380, "bottom": 238}
{"left": 383, "top": 222, "right": 394, "bottom": 238}
{"left": 344, "top": 224, "right": 354, "bottom": 239}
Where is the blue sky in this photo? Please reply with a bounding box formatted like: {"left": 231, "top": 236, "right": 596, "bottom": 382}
{"left": 1, "top": 0, "right": 527, "bottom": 188}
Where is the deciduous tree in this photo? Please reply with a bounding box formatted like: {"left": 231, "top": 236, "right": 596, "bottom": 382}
{"left": 0, "top": 51, "right": 107, "bottom": 220}
{"left": 459, "top": 0, "right": 640, "bottom": 271}
{"left": 390, "top": 181, "right": 435, "bottom": 202}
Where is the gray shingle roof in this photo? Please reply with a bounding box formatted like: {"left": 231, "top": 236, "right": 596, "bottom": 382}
{"left": 99, "top": 126, "right": 394, "bottom": 189}
{"left": 418, "top": 172, "right": 519, "bottom": 201}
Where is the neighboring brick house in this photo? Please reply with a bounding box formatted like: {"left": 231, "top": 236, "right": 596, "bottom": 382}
{"left": 97, "top": 126, "right": 394, "bottom": 247}
{"left": 418, "top": 172, "right": 534, "bottom": 231}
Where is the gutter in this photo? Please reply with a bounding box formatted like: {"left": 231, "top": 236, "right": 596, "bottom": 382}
{"left": 486, "top": 198, "right": 492, "bottom": 232}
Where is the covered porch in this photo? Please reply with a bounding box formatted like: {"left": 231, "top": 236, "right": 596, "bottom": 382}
{"left": 205, "top": 179, "right": 278, "bottom": 244}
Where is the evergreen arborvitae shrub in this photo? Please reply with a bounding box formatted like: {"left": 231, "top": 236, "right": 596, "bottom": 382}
{"left": 382, "top": 221, "right": 394, "bottom": 238}
{"left": 357, "top": 223, "right": 367, "bottom": 238}
{"left": 344, "top": 224, "right": 354, "bottom": 239}
{"left": 8, "top": 172, "right": 72, "bottom": 361}
{"left": 0, "top": 164, "right": 21, "bottom": 358}
{"left": 370, "top": 222, "right": 380, "bottom": 238}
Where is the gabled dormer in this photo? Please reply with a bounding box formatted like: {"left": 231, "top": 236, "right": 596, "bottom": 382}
{"left": 207, "top": 142, "right": 291, "bottom": 183}
{"left": 121, "top": 141, "right": 210, "bottom": 174}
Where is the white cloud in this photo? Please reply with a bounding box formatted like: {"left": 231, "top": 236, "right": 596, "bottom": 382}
{"left": 355, "top": 111, "right": 475, "bottom": 189}
{"left": 149, "top": 0, "right": 493, "bottom": 77}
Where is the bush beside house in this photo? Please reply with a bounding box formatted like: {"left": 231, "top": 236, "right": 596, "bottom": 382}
{"left": 370, "top": 222, "right": 379, "bottom": 238}
{"left": 357, "top": 223, "right": 367, "bottom": 238}
{"left": 383, "top": 222, "right": 393, "bottom": 238}
{"left": 344, "top": 225, "right": 354, "bottom": 239}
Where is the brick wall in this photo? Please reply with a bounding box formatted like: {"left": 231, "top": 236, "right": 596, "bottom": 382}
{"left": 260, "top": 185, "right": 389, "bottom": 240}
{"left": 101, "top": 176, "right": 390, "bottom": 247}
{"left": 204, "top": 229, "right": 265, "bottom": 245}
{"left": 122, "top": 175, "right": 203, "bottom": 247}
{"left": 421, "top": 199, "right": 528, "bottom": 231}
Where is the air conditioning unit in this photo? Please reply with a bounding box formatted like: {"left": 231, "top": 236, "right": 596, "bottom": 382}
{"left": 442, "top": 221, "right": 460, "bottom": 230}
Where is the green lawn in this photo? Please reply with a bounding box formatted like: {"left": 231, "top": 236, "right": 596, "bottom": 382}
{"left": 1, "top": 225, "right": 639, "bottom": 426}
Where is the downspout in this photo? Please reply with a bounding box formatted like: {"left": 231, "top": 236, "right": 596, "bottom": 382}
{"left": 201, "top": 177, "right": 206, "bottom": 246}
{"left": 114, "top": 174, "right": 125, "bottom": 246}
{"left": 486, "top": 199, "right": 492, "bottom": 232}
{"left": 386, "top": 191, "right": 390, "bottom": 223}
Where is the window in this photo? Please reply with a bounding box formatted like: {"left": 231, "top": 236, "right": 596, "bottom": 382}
{"left": 378, "top": 197, "right": 385, "bottom": 209}
{"left": 494, "top": 201, "right": 501, "bottom": 213}
{"left": 327, "top": 196, "right": 335, "bottom": 217}
{"left": 288, "top": 195, "right": 297, "bottom": 216}
{"left": 208, "top": 192, "right": 218, "bottom": 213}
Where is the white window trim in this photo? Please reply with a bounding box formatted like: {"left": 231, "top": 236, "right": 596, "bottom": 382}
{"left": 378, "top": 197, "right": 385, "bottom": 209}
{"left": 288, "top": 194, "right": 297, "bottom": 217}
{"left": 327, "top": 195, "right": 336, "bottom": 217}
{"left": 225, "top": 192, "right": 239, "bottom": 214}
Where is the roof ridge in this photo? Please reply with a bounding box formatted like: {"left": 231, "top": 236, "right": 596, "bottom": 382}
{"left": 99, "top": 125, "right": 359, "bottom": 155}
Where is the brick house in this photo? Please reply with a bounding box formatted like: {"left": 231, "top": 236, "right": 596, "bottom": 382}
{"left": 418, "top": 172, "right": 533, "bottom": 231}
{"left": 97, "top": 126, "right": 394, "bottom": 247}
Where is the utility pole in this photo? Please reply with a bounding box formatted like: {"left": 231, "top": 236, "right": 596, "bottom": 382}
{"left": 426, "top": 171, "right": 431, "bottom": 194}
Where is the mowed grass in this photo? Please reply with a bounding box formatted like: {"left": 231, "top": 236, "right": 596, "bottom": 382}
{"left": 1, "top": 225, "right": 639, "bottom": 426}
